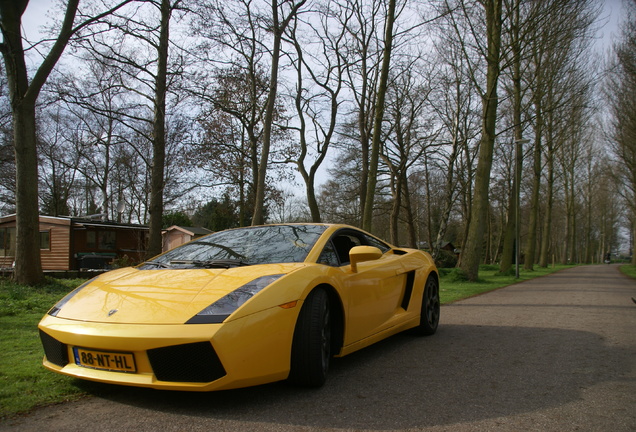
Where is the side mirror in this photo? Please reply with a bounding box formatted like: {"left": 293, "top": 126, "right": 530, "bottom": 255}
{"left": 349, "top": 246, "right": 382, "bottom": 272}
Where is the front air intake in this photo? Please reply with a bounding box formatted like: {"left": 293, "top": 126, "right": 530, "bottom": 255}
{"left": 39, "top": 330, "right": 69, "bottom": 367}
{"left": 147, "top": 342, "right": 226, "bottom": 383}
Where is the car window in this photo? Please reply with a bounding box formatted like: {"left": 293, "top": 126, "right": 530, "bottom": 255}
{"left": 148, "top": 225, "right": 327, "bottom": 267}
{"left": 360, "top": 232, "right": 390, "bottom": 253}
{"left": 317, "top": 241, "right": 339, "bottom": 266}
{"left": 319, "top": 229, "right": 390, "bottom": 267}
{"left": 331, "top": 235, "right": 360, "bottom": 265}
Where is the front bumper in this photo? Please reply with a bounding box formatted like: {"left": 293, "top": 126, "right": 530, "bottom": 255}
{"left": 38, "top": 305, "right": 299, "bottom": 391}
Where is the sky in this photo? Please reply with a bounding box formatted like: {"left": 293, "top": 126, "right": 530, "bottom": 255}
{"left": 23, "top": 0, "right": 50, "bottom": 42}
{"left": 17, "top": 0, "right": 629, "bottom": 197}
{"left": 595, "top": 0, "right": 625, "bottom": 52}
{"left": 22, "top": 0, "right": 626, "bottom": 55}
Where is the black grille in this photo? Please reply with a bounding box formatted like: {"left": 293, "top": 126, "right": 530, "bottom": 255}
{"left": 39, "top": 330, "right": 69, "bottom": 367}
{"left": 400, "top": 270, "right": 416, "bottom": 310}
{"left": 147, "top": 342, "right": 226, "bottom": 383}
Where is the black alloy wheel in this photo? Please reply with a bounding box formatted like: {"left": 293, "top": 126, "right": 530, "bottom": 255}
{"left": 288, "top": 287, "right": 332, "bottom": 387}
{"left": 414, "top": 274, "right": 440, "bottom": 336}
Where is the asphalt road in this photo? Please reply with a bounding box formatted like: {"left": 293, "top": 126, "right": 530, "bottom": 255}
{"left": 2, "top": 264, "right": 635, "bottom": 432}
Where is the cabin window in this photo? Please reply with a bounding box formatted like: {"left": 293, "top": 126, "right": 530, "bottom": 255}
{"left": 40, "top": 231, "right": 51, "bottom": 250}
{"left": 86, "top": 231, "right": 97, "bottom": 249}
{"left": 86, "top": 230, "right": 116, "bottom": 250}
{"left": 98, "top": 231, "right": 116, "bottom": 250}
{"left": 0, "top": 227, "right": 16, "bottom": 257}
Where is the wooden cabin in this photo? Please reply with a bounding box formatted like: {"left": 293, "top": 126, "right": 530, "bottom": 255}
{"left": 0, "top": 215, "right": 148, "bottom": 271}
{"left": 162, "top": 225, "right": 212, "bottom": 252}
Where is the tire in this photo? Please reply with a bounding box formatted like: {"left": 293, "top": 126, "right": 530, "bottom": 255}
{"left": 288, "top": 288, "right": 331, "bottom": 387}
{"left": 413, "top": 274, "right": 440, "bottom": 336}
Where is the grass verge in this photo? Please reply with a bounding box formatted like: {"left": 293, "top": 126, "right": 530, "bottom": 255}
{"left": 439, "top": 263, "right": 570, "bottom": 304}
{"left": 619, "top": 264, "right": 636, "bottom": 280}
{"left": 0, "top": 278, "right": 89, "bottom": 419}
{"left": 0, "top": 263, "right": 571, "bottom": 419}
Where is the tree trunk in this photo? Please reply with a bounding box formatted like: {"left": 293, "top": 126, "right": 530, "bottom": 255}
{"left": 568, "top": 178, "right": 577, "bottom": 263}
{"left": 358, "top": 56, "right": 370, "bottom": 226}
{"left": 1, "top": 0, "right": 44, "bottom": 285}
{"left": 460, "top": 0, "right": 503, "bottom": 281}
{"left": 305, "top": 172, "right": 321, "bottom": 222}
{"left": 13, "top": 103, "right": 44, "bottom": 284}
{"left": 432, "top": 107, "right": 460, "bottom": 261}
{"left": 498, "top": 180, "right": 516, "bottom": 273}
{"left": 1, "top": 0, "right": 132, "bottom": 283}
{"left": 539, "top": 142, "right": 554, "bottom": 267}
{"left": 632, "top": 168, "right": 636, "bottom": 265}
{"left": 362, "top": 0, "right": 396, "bottom": 232}
{"left": 632, "top": 219, "right": 636, "bottom": 266}
{"left": 402, "top": 173, "right": 417, "bottom": 248}
{"left": 524, "top": 99, "right": 543, "bottom": 270}
{"left": 499, "top": 0, "right": 522, "bottom": 275}
{"left": 252, "top": 0, "right": 306, "bottom": 226}
{"left": 389, "top": 170, "right": 402, "bottom": 245}
{"left": 146, "top": 0, "right": 171, "bottom": 258}
{"left": 252, "top": 1, "right": 283, "bottom": 226}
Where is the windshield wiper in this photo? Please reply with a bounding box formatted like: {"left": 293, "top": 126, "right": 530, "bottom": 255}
{"left": 142, "top": 260, "right": 172, "bottom": 268}
{"left": 169, "top": 259, "right": 252, "bottom": 268}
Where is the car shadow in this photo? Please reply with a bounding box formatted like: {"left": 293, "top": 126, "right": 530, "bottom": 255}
{"left": 74, "top": 322, "right": 633, "bottom": 430}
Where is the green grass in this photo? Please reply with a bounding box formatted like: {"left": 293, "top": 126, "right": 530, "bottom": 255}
{"left": 438, "top": 264, "right": 571, "bottom": 304}
{"left": 619, "top": 264, "right": 636, "bottom": 280}
{"left": 0, "top": 264, "right": 571, "bottom": 419}
{"left": 0, "top": 278, "right": 88, "bottom": 419}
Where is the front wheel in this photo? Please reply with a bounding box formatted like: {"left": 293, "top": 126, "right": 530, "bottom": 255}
{"left": 288, "top": 288, "right": 331, "bottom": 387}
{"left": 413, "top": 274, "right": 440, "bottom": 336}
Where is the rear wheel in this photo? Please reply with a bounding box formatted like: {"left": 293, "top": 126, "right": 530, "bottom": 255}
{"left": 288, "top": 288, "right": 331, "bottom": 387}
{"left": 413, "top": 275, "right": 440, "bottom": 336}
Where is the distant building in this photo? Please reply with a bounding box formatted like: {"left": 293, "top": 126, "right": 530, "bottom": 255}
{"left": 0, "top": 214, "right": 148, "bottom": 270}
{"left": 162, "top": 225, "right": 212, "bottom": 252}
{"left": 418, "top": 241, "right": 459, "bottom": 255}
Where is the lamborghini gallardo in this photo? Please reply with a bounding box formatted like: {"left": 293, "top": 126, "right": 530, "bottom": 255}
{"left": 39, "top": 224, "right": 440, "bottom": 391}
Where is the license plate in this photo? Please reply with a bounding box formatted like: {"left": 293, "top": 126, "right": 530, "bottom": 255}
{"left": 73, "top": 347, "right": 136, "bottom": 373}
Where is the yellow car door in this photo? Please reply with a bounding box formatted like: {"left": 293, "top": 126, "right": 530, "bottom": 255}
{"left": 324, "top": 230, "right": 414, "bottom": 346}
{"left": 342, "top": 251, "right": 409, "bottom": 345}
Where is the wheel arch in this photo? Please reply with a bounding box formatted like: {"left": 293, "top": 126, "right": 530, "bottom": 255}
{"left": 313, "top": 283, "right": 344, "bottom": 356}
{"left": 427, "top": 269, "right": 440, "bottom": 285}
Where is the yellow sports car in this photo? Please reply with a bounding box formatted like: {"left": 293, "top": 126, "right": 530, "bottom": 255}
{"left": 39, "top": 224, "right": 439, "bottom": 391}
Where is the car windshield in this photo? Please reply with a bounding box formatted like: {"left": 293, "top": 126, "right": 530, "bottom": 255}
{"left": 143, "top": 225, "right": 327, "bottom": 268}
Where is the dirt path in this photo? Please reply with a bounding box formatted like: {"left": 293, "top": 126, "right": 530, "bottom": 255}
{"left": 2, "top": 264, "right": 635, "bottom": 431}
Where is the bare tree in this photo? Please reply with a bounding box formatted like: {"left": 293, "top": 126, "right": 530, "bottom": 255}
{"left": 341, "top": 0, "right": 383, "bottom": 226}
{"left": 37, "top": 109, "right": 81, "bottom": 217}
{"left": 251, "top": 0, "right": 307, "bottom": 225}
{"left": 286, "top": 0, "right": 348, "bottom": 222}
{"left": 608, "top": 0, "right": 636, "bottom": 265}
{"left": 190, "top": 0, "right": 297, "bottom": 226}
{"left": 447, "top": 0, "right": 503, "bottom": 281}
{"left": 0, "top": 0, "right": 134, "bottom": 284}
{"left": 381, "top": 60, "right": 436, "bottom": 246}
{"left": 428, "top": 13, "right": 481, "bottom": 262}
{"left": 65, "top": 0, "right": 186, "bottom": 257}
{"left": 359, "top": 0, "right": 397, "bottom": 232}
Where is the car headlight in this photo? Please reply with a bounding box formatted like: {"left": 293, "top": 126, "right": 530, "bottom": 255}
{"left": 48, "top": 278, "right": 95, "bottom": 317}
{"left": 186, "top": 274, "right": 284, "bottom": 324}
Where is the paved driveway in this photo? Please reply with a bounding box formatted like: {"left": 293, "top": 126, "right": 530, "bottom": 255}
{"left": 2, "top": 265, "right": 635, "bottom": 431}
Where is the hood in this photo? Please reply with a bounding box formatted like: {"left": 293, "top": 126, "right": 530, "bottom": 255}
{"left": 54, "top": 265, "right": 293, "bottom": 324}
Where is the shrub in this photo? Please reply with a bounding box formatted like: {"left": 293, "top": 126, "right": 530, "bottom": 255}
{"left": 436, "top": 250, "right": 459, "bottom": 268}
{"left": 442, "top": 268, "right": 469, "bottom": 282}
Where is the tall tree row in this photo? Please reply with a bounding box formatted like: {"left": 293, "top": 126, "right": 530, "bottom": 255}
{"left": 608, "top": 0, "right": 636, "bottom": 265}
{"left": 0, "top": 0, "right": 629, "bottom": 285}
